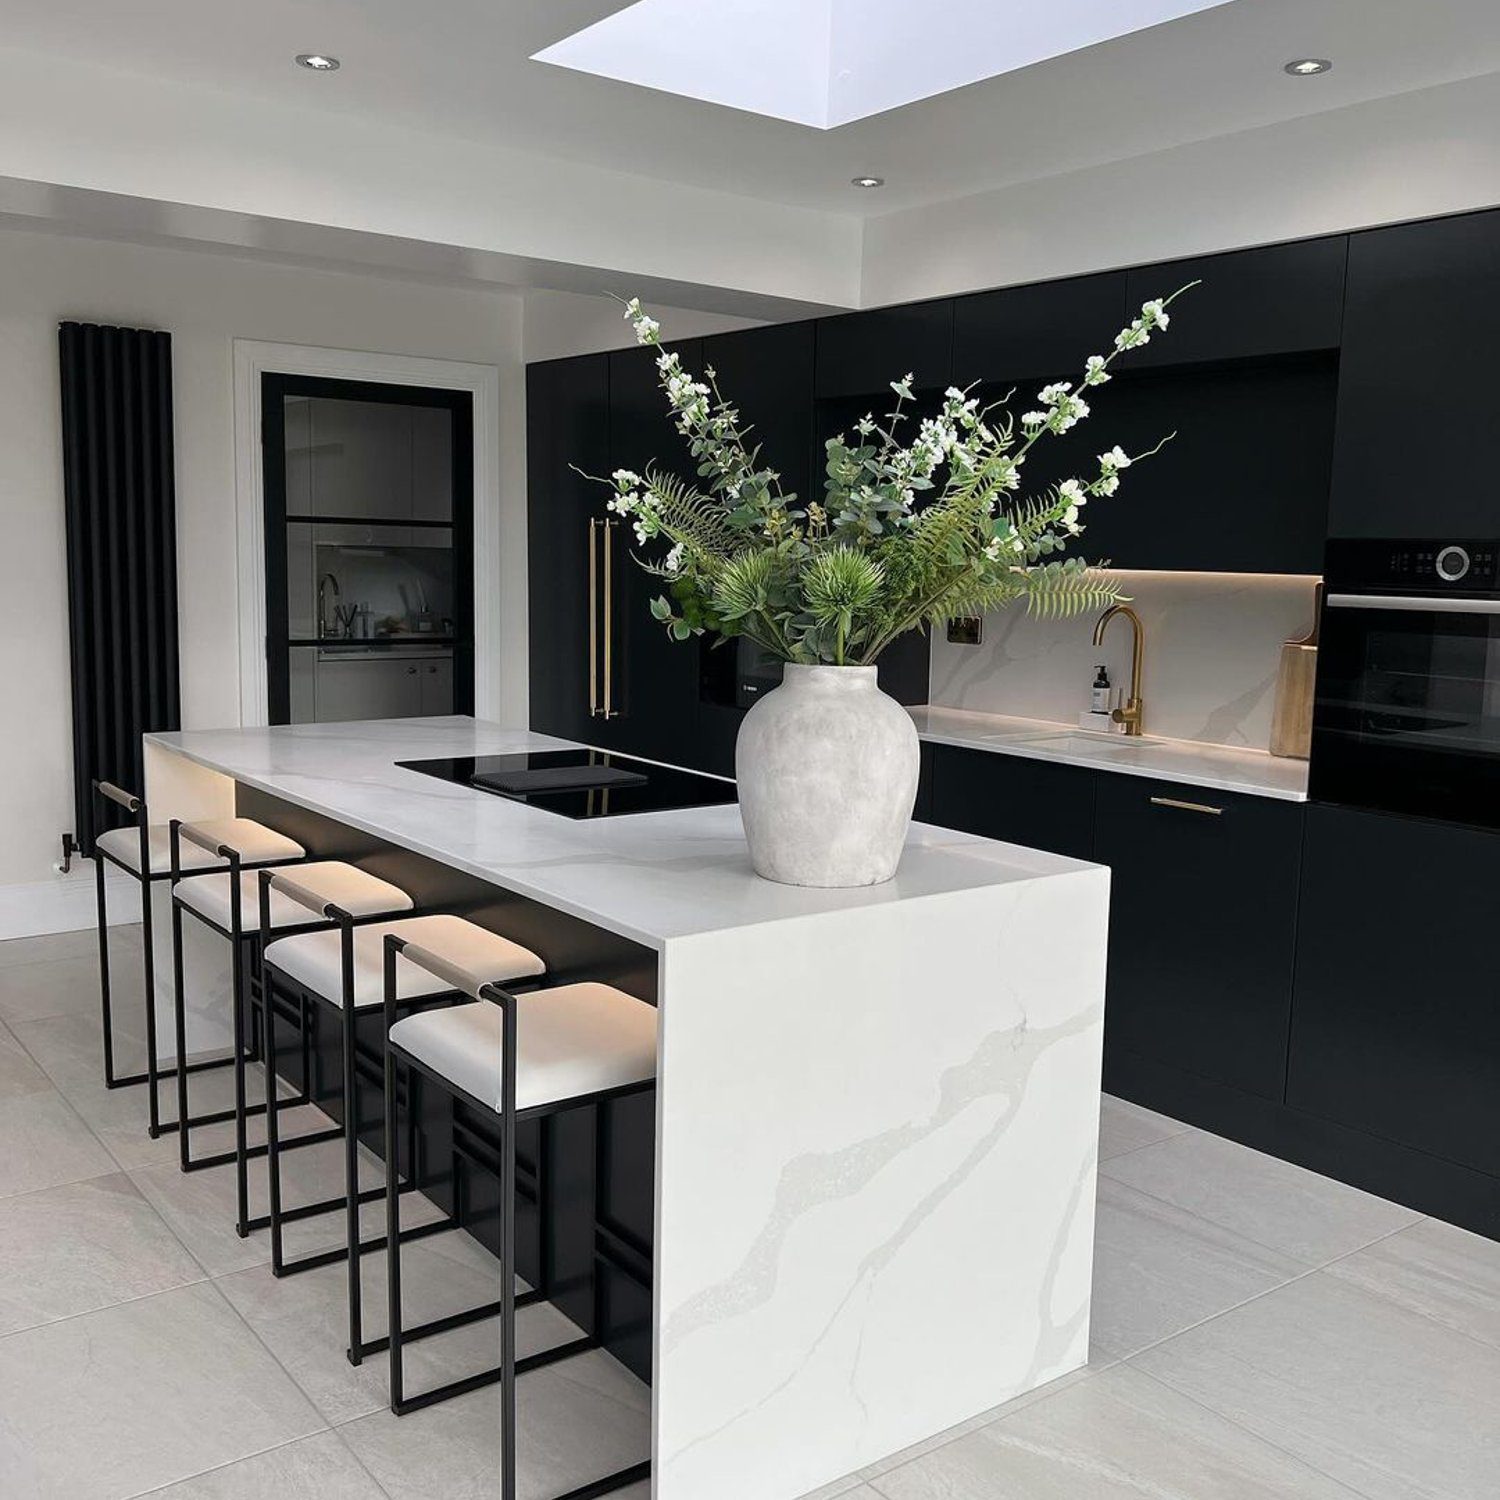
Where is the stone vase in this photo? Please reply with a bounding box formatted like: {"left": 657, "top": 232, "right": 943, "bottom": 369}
{"left": 735, "top": 663, "right": 920, "bottom": 888}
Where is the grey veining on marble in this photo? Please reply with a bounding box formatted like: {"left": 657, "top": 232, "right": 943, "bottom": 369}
{"left": 147, "top": 718, "right": 1100, "bottom": 951}
{"left": 927, "top": 570, "right": 1319, "bottom": 753}
{"left": 908, "top": 705, "right": 1309, "bottom": 801}
{"left": 1135, "top": 1269, "right": 1500, "bottom": 1500}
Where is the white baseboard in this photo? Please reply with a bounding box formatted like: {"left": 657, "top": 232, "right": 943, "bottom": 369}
{"left": 0, "top": 861, "right": 142, "bottom": 941}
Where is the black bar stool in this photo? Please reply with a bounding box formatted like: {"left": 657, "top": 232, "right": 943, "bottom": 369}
{"left": 167, "top": 822, "right": 412, "bottom": 1238}
{"left": 89, "top": 780, "right": 304, "bottom": 1136}
{"left": 258, "top": 877, "right": 548, "bottom": 1365}
{"left": 382, "top": 936, "right": 656, "bottom": 1500}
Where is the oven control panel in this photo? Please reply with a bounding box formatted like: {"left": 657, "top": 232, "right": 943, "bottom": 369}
{"left": 1326, "top": 539, "right": 1500, "bottom": 593}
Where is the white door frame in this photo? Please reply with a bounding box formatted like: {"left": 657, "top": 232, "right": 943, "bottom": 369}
{"left": 231, "top": 340, "right": 502, "bottom": 726}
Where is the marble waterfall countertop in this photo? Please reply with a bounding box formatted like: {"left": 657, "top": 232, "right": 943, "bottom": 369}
{"left": 910, "top": 705, "right": 1310, "bottom": 802}
{"left": 146, "top": 716, "right": 1098, "bottom": 952}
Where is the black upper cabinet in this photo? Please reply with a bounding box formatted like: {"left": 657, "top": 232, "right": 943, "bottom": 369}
{"left": 815, "top": 301, "right": 953, "bottom": 399}
{"left": 952, "top": 272, "right": 1128, "bottom": 386}
{"left": 527, "top": 355, "right": 609, "bottom": 745}
{"left": 1287, "top": 805, "right": 1500, "bottom": 1176}
{"left": 926, "top": 744, "right": 1096, "bottom": 860}
{"left": 1330, "top": 210, "right": 1500, "bottom": 538}
{"left": 702, "top": 322, "right": 815, "bottom": 503}
{"left": 605, "top": 340, "right": 705, "bottom": 764}
{"left": 1094, "top": 778, "right": 1304, "bottom": 1101}
{"left": 1122, "top": 237, "right": 1348, "bottom": 368}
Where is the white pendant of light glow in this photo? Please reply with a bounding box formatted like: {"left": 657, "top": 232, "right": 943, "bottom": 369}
{"left": 533, "top": 0, "right": 1240, "bottom": 129}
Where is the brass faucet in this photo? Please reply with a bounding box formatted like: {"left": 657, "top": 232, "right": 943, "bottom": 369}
{"left": 1091, "top": 604, "right": 1145, "bottom": 736}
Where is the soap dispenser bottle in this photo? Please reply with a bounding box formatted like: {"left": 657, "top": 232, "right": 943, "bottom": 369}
{"left": 1090, "top": 664, "right": 1112, "bottom": 714}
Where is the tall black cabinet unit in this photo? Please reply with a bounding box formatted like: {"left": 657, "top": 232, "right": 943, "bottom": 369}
{"left": 1330, "top": 209, "right": 1500, "bottom": 538}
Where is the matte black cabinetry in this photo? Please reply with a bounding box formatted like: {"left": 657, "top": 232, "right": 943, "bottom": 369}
{"left": 1122, "top": 237, "right": 1348, "bottom": 367}
{"left": 701, "top": 322, "right": 815, "bottom": 501}
{"left": 952, "top": 272, "right": 1127, "bottom": 385}
{"left": 527, "top": 354, "right": 609, "bottom": 744}
{"left": 925, "top": 744, "right": 1096, "bottom": 860}
{"left": 1330, "top": 209, "right": 1500, "bottom": 537}
{"left": 1287, "top": 805, "right": 1500, "bottom": 1177}
{"left": 1093, "top": 778, "right": 1304, "bottom": 1100}
{"left": 815, "top": 301, "right": 953, "bottom": 398}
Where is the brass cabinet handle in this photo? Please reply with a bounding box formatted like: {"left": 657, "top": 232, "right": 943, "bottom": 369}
{"left": 602, "top": 519, "right": 618, "bottom": 719}
{"left": 588, "top": 519, "right": 600, "bottom": 718}
{"left": 1150, "top": 795, "right": 1224, "bottom": 816}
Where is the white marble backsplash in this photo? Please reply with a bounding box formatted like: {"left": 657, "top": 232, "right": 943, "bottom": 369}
{"left": 928, "top": 571, "right": 1321, "bottom": 751}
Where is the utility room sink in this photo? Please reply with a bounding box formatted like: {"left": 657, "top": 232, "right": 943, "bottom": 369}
{"left": 984, "top": 731, "right": 1162, "bottom": 755}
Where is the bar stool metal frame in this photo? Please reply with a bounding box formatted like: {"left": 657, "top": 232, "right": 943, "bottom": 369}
{"left": 257, "top": 873, "right": 540, "bottom": 1365}
{"left": 167, "top": 821, "right": 345, "bottom": 1238}
{"left": 90, "top": 780, "right": 291, "bottom": 1138}
{"left": 382, "top": 935, "right": 653, "bottom": 1500}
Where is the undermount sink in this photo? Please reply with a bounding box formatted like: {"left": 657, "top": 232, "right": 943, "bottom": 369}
{"left": 984, "top": 730, "right": 1162, "bottom": 754}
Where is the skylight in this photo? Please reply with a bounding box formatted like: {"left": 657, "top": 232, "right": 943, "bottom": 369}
{"left": 533, "top": 0, "right": 1239, "bottom": 130}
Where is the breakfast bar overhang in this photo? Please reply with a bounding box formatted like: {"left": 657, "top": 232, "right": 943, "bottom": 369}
{"left": 141, "top": 715, "right": 1109, "bottom": 1500}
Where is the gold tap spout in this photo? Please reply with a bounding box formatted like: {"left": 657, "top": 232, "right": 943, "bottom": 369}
{"left": 1091, "top": 604, "right": 1145, "bottom": 737}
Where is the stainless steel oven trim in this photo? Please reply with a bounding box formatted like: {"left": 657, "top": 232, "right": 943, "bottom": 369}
{"left": 1325, "top": 593, "right": 1500, "bottom": 615}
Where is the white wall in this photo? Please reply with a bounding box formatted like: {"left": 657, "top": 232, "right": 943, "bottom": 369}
{"left": 0, "top": 224, "right": 529, "bottom": 928}
{"left": 863, "top": 71, "right": 1500, "bottom": 305}
{"left": 928, "top": 572, "right": 1320, "bottom": 752}
{"left": 523, "top": 288, "right": 764, "bottom": 363}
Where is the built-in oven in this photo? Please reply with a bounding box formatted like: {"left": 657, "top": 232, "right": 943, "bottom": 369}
{"left": 1311, "top": 539, "right": 1500, "bottom": 829}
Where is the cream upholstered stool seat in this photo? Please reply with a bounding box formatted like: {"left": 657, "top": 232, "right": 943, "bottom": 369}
{"left": 387, "top": 982, "right": 656, "bottom": 1113}
{"left": 96, "top": 817, "right": 304, "bottom": 875}
{"left": 176, "top": 861, "right": 412, "bottom": 934}
{"left": 258, "top": 908, "right": 547, "bottom": 1363}
{"left": 382, "top": 943, "right": 656, "bottom": 1499}
{"left": 264, "top": 914, "right": 546, "bottom": 1011}
{"left": 167, "top": 830, "right": 414, "bottom": 1243}
{"left": 88, "top": 780, "right": 308, "bottom": 1141}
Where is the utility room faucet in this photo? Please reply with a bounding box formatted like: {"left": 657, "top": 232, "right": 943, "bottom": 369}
{"left": 1091, "top": 604, "right": 1145, "bottom": 737}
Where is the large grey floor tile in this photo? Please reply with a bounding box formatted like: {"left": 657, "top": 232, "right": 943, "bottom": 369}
{"left": 868, "top": 1362, "right": 1363, "bottom": 1499}
{"left": 1325, "top": 1215, "right": 1500, "bottom": 1352}
{"left": 0, "top": 1280, "right": 324, "bottom": 1500}
{"left": 0, "top": 1022, "right": 53, "bottom": 1099}
{"left": 0, "top": 1171, "right": 204, "bottom": 1334}
{"left": 134, "top": 1431, "right": 384, "bottom": 1498}
{"left": 1097, "top": 1094, "right": 1191, "bottom": 1162}
{"left": 0, "top": 953, "right": 112, "bottom": 1025}
{"left": 1101, "top": 1128, "right": 1421, "bottom": 1265}
{"left": 0, "top": 926, "right": 110, "bottom": 970}
{"left": 217, "top": 1227, "right": 572, "bottom": 1425}
{"left": 1089, "top": 1175, "right": 1302, "bottom": 1359}
{"left": 1135, "top": 1268, "right": 1500, "bottom": 1500}
{"left": 0, "top": 1086, "right": 115, "bottom": 1198}
{"left": 339, "top": 1353, "right": 650, "bottom": 1500}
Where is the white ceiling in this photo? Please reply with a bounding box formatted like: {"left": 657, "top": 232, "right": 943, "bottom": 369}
{"left": 1, "top": 0, "right": 1498, "bottom": 216}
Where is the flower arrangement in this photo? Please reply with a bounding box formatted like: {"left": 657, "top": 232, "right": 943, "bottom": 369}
{"left": 599, "top": 287, "right": 1192, "bottom": 666}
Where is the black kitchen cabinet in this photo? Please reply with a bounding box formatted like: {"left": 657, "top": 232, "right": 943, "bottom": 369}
{"left": 926, "top": 744, "right": 1096, "bottom": 860}
{"left": 1122, "top": 237, "right": 1348, "bottom": 368}
{"left": 606, "top": 340, "right": 706, "bottom": 764}
{"left": 1330, "top": 209, "right": 1500, "bottom": 537}
{"left": 1287, "top": 805, "right": 1500, "bottom": 1177}
{"left": 815, "top": 300, "right": 953, "bottom": 399}
{"left": 527, "top": 354, "right": 609, "bottom": 744}
{"left": 952, "top": 272, "right": 1127, "bottom": 386}
{"left": 702, "top": 321, "right": 815, "bottom": 503}
{"left": 1093, "top": 777, "right": 1304, "bottom": 1101}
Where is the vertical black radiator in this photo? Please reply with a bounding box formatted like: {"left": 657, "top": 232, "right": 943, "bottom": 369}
{"left": 58, "top": 321, "right": 181, "bottom": 857}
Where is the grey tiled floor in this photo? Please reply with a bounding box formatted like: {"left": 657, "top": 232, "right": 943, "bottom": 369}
{"left": 2, "top": 927, "right": 1498, "bottom": 1498}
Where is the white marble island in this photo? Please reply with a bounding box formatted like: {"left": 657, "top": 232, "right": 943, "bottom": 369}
{"left": 144, "top": 716, "right": 1109, "bottom": 1500}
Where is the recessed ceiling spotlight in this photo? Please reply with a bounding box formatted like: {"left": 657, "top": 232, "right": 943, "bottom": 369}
{"left": 851, "top": 176, "right": 885, "bottom": 189}
{"left": 1283, "top": 58, "right": 1331, "bottom": 76}
{"left": 295, "top": 53, "right": 341, "bottom": 72}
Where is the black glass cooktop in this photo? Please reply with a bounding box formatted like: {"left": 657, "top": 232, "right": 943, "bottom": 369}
{"left": 396, "top": 748, "right": 737, "bottom": 819}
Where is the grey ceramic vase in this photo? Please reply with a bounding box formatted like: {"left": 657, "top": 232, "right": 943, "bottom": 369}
{"left": 736, "top": 663, "right": 920, "bottom": 887}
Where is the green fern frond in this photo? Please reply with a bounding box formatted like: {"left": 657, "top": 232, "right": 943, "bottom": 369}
{"left": 1021, "top": 563, "right": 1126, "bottom": 621}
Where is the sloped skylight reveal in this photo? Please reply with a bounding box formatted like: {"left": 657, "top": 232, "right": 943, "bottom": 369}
{"left": 534, "top": 0, "right": 1239, "bottom": 130}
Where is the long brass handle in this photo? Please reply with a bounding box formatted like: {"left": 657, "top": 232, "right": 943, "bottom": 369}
{"left": 603, "top": 519, "right": 617, "bottom": 719}
{"left": 588, "top": 519, "right": 600, "bottom": 718}
{"left": 1150, "top": 795, "right": 1224, "bottom": 817}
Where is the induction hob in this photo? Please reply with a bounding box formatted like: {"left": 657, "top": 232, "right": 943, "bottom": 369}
{"left": 396, "top": 748, "right": 737, "bottom": 819}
